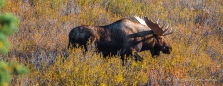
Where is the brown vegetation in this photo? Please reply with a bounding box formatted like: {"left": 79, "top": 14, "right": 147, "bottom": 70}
{"left": 0, "top": 0, "right": 222, "bottom": 85}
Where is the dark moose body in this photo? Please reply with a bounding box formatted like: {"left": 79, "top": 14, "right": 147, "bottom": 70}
{"left": 68, "top": 17, "right": 175, "bottom": 61}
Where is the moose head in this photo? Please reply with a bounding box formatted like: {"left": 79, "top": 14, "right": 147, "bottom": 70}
{"left": 141, "top": 17, "right": 175, "bottom": 56}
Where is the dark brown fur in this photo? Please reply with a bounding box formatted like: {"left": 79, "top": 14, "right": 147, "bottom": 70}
{"left": 68, "top": 19, "right": 172, "bottom": 61}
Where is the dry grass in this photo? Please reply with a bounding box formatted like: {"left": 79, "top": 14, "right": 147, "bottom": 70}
{"left": 0, "top": 0, "right": 222, "bottom": 85}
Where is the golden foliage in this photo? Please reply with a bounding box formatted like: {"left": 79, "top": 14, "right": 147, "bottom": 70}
{"left": 0, "top": 0, "right": 222, "bottom": 85}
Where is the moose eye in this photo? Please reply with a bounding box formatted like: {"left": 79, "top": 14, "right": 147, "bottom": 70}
{"left": 158, "top": 37, "right": 162, "bottom": 40}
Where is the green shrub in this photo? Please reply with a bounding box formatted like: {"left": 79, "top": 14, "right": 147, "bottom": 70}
{"left": 0, "top": 0, "right": 27, "bottom": 86}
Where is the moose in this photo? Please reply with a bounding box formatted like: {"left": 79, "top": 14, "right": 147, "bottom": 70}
{"left": 68, "top": 16, "right": 175, "bottom": 62}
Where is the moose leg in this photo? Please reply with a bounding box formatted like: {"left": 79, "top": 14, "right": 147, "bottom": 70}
{"left": 121, "top": 42, "right": 143, "bottom": 65}
{"left": 131, "top": 43, "right": 143, "bottom": 61}
{"left": 67, "top": 40, "right": 74, "bottom": 50}
{"left": 133, "top": 52, "right": 143, "bottom": 61}
{"left": 150, "top": 49, "right": 155, "bottom": 57}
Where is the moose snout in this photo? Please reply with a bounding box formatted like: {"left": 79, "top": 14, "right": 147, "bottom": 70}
{"left": 162, "top": 47, "right": 172, "bottom": 54}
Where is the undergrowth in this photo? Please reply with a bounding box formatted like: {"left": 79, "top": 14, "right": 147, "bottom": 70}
{"left": 0, "top": 0, "right": 222, "bottom": 85}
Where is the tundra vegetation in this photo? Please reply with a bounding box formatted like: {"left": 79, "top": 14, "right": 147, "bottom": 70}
{"left": 1, "top": 0, "right": 223, "bottom": 85}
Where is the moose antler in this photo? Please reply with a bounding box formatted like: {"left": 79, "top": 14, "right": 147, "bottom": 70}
{"left": 163, "top": 26, "right": 176, "bottom": 36}
{"left": 144, "top": 17, "right": 175, "bottom": 36}
{"left": 134, "top": 16, "right": 147, "bottom": 26}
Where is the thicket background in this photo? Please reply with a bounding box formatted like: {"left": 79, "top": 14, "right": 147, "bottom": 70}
{"left": 0, "top": 0, "right": 222, "bottom": 85}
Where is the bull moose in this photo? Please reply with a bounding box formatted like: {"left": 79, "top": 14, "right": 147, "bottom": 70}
{"left": 68, "top": 16, "right": 175, "bottom": 62}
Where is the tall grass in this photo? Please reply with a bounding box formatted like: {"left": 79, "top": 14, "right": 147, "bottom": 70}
{"left": 0, "top": 0, "right": 222, "bottom": 85}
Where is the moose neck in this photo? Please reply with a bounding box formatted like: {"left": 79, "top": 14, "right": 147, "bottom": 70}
{"left": 140, "top": 32, "right": 158, "bottom": 51}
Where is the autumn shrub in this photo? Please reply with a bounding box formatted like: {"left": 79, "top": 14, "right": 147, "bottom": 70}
{"left": 0, "top": 0, "right": 222, "bottom": 85}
